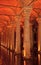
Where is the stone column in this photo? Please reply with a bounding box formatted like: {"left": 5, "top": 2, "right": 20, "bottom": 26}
{"left": 37, "top": 18, "right": 41, "bottom": 65}
{"left": 11, "top": 26, "right": 15, "bottom": 65}
{"left": 24, "top": 7, "right": 32, "bottom": 59}
{"left": 7, "top": 25, "right": 15, "bottom": 65}
{"left": 15, "top": 16, "right": 21, "bottom": 65}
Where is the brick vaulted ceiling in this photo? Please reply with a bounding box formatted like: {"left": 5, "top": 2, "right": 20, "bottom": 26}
{"left": 30, "top": 0, "right": 41, "bottom": 21}
{"left": 0, "top": 0, "right": 33, "bottom": 32}
{"left": 0, "top": 0, "right": 23, "bottom": 32}
{"left": 0, "top": 0, "right": 41, "bottom": 32}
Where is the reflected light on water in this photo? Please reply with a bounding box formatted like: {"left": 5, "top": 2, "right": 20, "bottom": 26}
{"left": 24, "top": 50, "right": 26, "bottom": 65}
{"left": 38, "top": 42, "right": 40, "bottom": 65}
{"left": 38, "top": 42, "right": 40, "bottom": 51}
{"left": 24, "top": 60, "right": 26, "bottom": 65}
{"left": 24, "top": 50, "right": 26, "bottom": 57}
{"left": 38, "top": 54, "right": 40, "bottom": 65}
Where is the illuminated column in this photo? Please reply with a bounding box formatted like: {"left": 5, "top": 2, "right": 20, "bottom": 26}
{"left": 7, "top": 25, "right": 12, "bottom": 51}
{"left": 7, "top": 24, "right": 14, "bottom": 64}
{"left": 37, "top": 18, "right": 41, "bottom": 51}
{"left": 5, "top": 27, "right": 9, "bottom": 54}
{"left": 7, "top": 25, "right": 15, "bottom": 65}
{"left": 15, "top": 16, "right": 20, "bottom": 53}
{"left": 37, "top": 18, "right": 41, "bottom": 65}
{"left": 24, "top": 7, "right": 32, "bottom": 58}
{"left": 11, "top": 26, "right": 15, "bottom": 65}
{"left": 7, "top": 25, "right": 12, "bottom": 65}
{"left": 15, "top": 16, "right": 21, "bottom": 65}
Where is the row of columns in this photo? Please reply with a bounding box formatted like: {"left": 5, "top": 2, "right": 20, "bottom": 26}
{"left": 0, "top": 7, "right": 32, "bottom": 65}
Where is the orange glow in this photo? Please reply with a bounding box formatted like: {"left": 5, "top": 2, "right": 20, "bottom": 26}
{"left": 24, "top": 50, "right": 26, "bottom": 57}
{"left": 24, "top": 60, "right": 26, "bottom": 65}
{"left": 38, "top": 54, "right": 40, "bottom": 65}
{"left": 24, "top": 50, "right": 26, "bottom": 65}
{"left": 38, "top": 42, "right": 40, "bottom": 51}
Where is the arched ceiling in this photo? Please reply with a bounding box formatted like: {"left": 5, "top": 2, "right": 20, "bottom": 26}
{"left": 0, "top": 0, "right": 22, "bottom": 7}
{"left": 30, "top": 0, "right": 41, "bottom": 21}
{"left": 0, "top": 15, "right": 10, "bottom": 22}
{"left": 0, "top": 0, "right": 22, "bottom": 32}
{"left": 0, "top": 0, "right": 37, "bottom": 32}
{"left": 0, "top": 0, "right": 35, "bottom": 6}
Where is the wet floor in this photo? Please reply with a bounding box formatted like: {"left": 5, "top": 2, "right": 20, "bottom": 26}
{"left": 0, "top": 56, "right": 39, "bottom": 65}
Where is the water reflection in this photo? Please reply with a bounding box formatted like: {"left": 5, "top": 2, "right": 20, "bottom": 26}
{"left": 38, "top": 54, "right": 40, "bottom": 65}
{"left": 0, "top": 46, "right": 40, "bottom": 65}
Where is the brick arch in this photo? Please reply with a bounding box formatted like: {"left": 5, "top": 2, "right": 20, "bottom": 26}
{"left": 30, "top": 0, "right": 41, "bottom": 22}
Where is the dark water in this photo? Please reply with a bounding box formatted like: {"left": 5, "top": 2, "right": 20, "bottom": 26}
{"left": 0, "top": 54, "right": 40, "bottom": 65}
{"left": 0, "top": 47, "right": 40, "bottom": 65}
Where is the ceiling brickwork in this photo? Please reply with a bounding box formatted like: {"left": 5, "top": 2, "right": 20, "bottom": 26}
{"left": 0, "top": 0, "right": 38, "bottom": 32}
